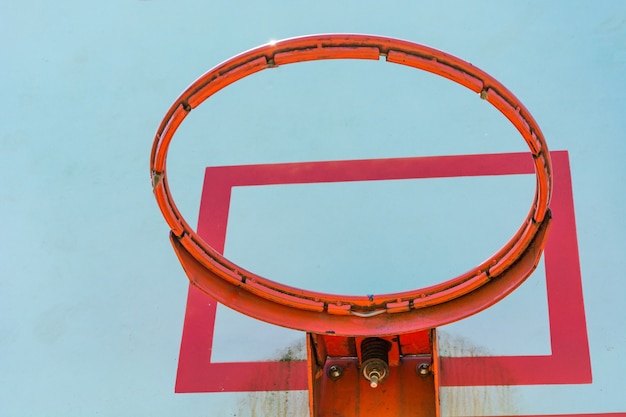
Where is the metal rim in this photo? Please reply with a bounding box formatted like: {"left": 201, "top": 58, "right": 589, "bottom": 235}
{"left": 151, "top": 34, "right": 552, "bottom": 335}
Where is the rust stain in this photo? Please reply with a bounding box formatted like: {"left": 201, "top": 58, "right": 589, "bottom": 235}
{"left": 235, "top": 339, "right": 309, "bottom": 417}
{"left": 234, "top": 334, "right": 521, "bottom": 416}
{"left": 438, "top": 332, "right": 519, "bottom": 417}
{"left": 277, "top": 339, "right": 306, "bottom": 362}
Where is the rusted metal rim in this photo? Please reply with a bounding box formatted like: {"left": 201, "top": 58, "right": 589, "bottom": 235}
{"left": 151, "top": 34, "right": 552, "bottom": 336}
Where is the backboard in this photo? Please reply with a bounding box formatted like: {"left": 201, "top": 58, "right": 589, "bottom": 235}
{"left": 2, "top": 1, "right": 625, "bottom": 416}
{"left": 174, "top": 151, "right": 591, "bottom": 416}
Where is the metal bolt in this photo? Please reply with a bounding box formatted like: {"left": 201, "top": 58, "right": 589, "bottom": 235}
{"left": 361, "top": 358, "right": 389, "bottom": 389}
{"left": 417, "top": 362, "right": 431, "bottom": 376}
{"left": 328, "top": 365, "right": 344, "bottom": 380}
{"left": 367, "top": 369, "right": 382, "bottom": 388}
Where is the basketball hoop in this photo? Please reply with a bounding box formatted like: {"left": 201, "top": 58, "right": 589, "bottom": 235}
{"left": 151, "top": 34, "right": 552, "bottom": 337}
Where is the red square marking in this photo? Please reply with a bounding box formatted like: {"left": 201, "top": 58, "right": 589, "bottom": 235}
{"left": 175, "top": 151, "right": 591, "bottom": 393}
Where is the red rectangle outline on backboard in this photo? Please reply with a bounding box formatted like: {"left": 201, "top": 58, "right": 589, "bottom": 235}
{"left": 175, "top": 151, "right": 593, "bottom": 394}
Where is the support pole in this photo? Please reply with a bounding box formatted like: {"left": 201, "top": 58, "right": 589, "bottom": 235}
{"left": 307, "top": 329, "right": 439, "bottom": 417}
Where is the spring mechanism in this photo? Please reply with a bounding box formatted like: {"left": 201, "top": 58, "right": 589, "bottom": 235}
{"left": 360, "top": 338, "right": 392, "bottom": 388}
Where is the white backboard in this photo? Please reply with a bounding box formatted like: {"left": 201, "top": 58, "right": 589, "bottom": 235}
{"left": 2, "top": 1, "right": 625, "bottom": 416}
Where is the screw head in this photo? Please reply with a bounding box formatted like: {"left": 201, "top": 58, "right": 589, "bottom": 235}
{"left": 417, "top": 362, "right": 431, "bottom": 376}
{"left": 328, "top": 365, "right": 344, "bottom": 380}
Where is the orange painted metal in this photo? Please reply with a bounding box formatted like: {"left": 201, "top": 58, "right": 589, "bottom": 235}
{"left": 307, "top": 330, "right": 438, "bottom": 417}
{"left": 151, "top": 34, "right": 553, "bottom": 336}
{"left": 170, "top": 212, "right": 550, "bottom": 337}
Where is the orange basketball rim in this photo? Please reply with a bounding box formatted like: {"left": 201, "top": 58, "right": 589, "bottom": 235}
{"left": 150, "top": 34, "right": 553, "bottom": 337}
